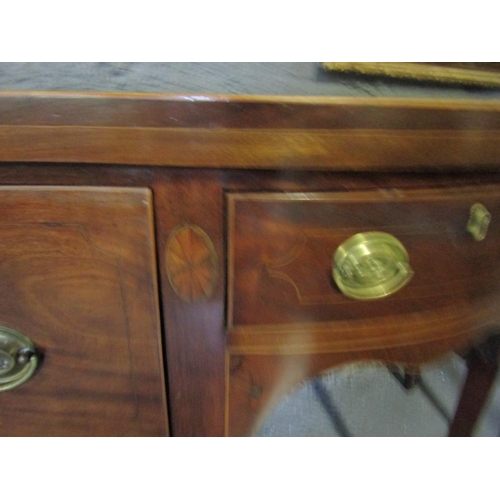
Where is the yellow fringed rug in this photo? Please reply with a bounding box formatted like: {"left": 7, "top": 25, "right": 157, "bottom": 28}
{"left": 322, "top": 62, "right": 500, "bottom": 87}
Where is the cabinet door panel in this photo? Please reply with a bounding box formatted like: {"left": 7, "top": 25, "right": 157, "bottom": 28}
{"left": 0, "top": 187, "right": 168, "bottom": 436}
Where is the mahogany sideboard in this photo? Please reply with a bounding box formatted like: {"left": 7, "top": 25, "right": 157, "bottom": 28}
{"left": 1, "top": 91, "right": 500, "bottom": 436}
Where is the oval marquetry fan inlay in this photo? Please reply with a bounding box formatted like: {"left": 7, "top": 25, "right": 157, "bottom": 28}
{"left": 166, "top": 224, "right": 218, "bottom": 302}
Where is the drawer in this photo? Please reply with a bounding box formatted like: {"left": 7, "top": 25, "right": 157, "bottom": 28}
{"left": 0, "top": 187, "right": 168, "bottom": 436}
{"left": 227, "top": 186, "right": 500, "bottom": 354}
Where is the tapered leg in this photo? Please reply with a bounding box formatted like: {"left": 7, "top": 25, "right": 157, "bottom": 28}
{"left": 448, "top": 334, "right": 500, "bottom": 437}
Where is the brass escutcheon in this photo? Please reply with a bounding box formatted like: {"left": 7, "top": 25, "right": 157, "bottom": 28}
{"left": 332, "top": 232, "right": 414, "bottom": 300}
{"left": 467, "top": 203, "right": 491, "bottom": 241}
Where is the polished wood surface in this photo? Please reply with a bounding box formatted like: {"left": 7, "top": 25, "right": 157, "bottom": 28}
{"left": 226, "top": 186, "right": 500, "bottom": 435}
{"left": 1, "top": 92, "right": 500, "bottom": 436}
{"left": 153, "top": 171, "right": 226, "bottom": 437}
{"left": 228, "top": 187, "right": 500, "bottom": 354}
{"left": 1, "top": 93, "right": 500, "bottom": 169}
{"left": 0, "top": 187, "right": 168, "bottom": 436}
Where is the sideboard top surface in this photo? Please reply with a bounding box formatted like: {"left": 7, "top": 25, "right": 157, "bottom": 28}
{"left": 1, "top": 91, "right": 500, "bottom": 171}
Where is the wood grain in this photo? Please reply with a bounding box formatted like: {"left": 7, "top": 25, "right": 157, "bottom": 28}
{"left": 2, "top": 92, "right": 500, "bottom": 128}
{"left": 1, "top": 93, "right": 500, "bottom": 169}
{"left": 1, "top": 166, "right": 500, "bottom": 435}
{"left": 166, "top": 224, "right": 218, "bottom": 302}
{"left": 228, "top": 187, "right": 500, "bottom": 336}
{"left": 153, "top": 171, "right": 226, "bottom": 436}
{"left": 226, "top": 185, "right": 500, "bottom": 434}
{"left": 0, "top": 187, "right": 168, "bottom": 436}
{"left": 2, "top": 91, "right": 500, "bottom": 436}
{"left": 3, "top": 126, "right": 500, "bottom": 170}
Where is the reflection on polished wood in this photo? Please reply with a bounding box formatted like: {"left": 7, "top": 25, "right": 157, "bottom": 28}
{"left": 226, "top": 186, "right": 500, "bottom": 434}
{"left": 0, "top": 93, "right": 500, "bottom": 436}
{"left": 0, "top": 187, "right": 168, "bottom": 436}
{"left": 2, "top": 93, "right": 500, "bottom": 169}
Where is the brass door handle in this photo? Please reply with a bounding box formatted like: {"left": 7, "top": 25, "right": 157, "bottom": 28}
{"left": 332, "top": 232, "right": 414, "bottom": 300}
{"left": 0, "top": 327, "right": 39, "bottom": 392}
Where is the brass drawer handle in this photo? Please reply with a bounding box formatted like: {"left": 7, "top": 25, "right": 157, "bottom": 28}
{"left": 332, "top": 232, "right": 414, "bottom": 300}
{"left": 0, "top": 327, "right": 39, "bottom": 392}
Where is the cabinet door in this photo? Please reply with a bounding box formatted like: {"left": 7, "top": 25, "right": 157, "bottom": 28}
{"left": 0, "top": 187, "right": 168, "bottom": 436}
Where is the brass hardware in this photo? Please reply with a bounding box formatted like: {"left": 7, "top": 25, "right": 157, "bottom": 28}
{"left": 0, "top": 327, "right": 39, "bottom": 392}
{"left": 332, "top": 232, "right": 414, "bottom": 300}
{"left": 467, "top": 203, "right": 491, "bottom": 241}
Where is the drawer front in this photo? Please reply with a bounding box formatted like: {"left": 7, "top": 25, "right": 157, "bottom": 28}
{"left": 227, "top": 187, "right": 500, "bottom": 354}
{"left": 0, "top": 187, "right": 168, "bottom": 436}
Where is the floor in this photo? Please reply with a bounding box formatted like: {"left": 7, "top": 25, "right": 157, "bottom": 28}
{"left": 258, "top": 353, "right": 500, "bottom": 437}
{"left": 2, "top": 63, "right": 500, "bottom": 100}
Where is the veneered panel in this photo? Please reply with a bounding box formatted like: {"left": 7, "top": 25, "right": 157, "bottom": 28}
{"left": 228, "top": 187, "right": 500, "bottom": 354}
{"left": 0, "top": 187, "right": 168, "bottom": 436}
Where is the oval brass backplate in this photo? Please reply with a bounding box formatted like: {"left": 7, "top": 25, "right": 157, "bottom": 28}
{"left": 0, "top": 326, "right": 39, "bottom": 392}
{"left": 332, "top": 232, "right": 414, "bottom": 300}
